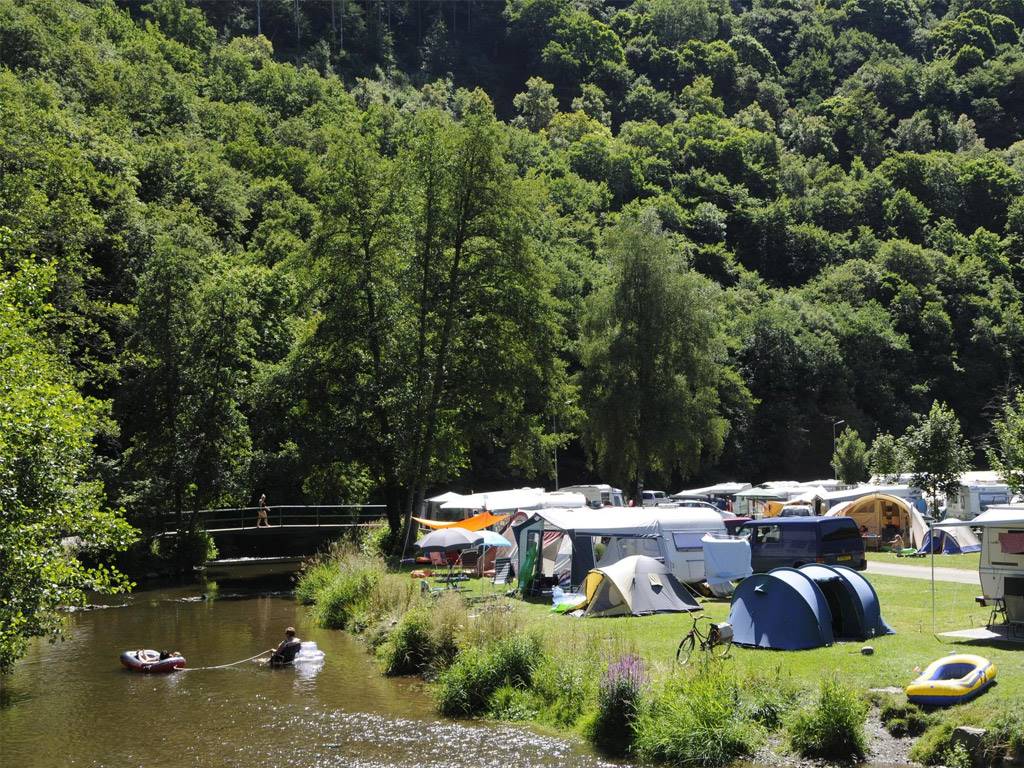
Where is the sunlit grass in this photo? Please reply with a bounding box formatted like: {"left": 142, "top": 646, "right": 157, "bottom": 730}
{"left": 866, "top": 551, "right": 981, "bottom": 571}
{"left": 431, "top": 568, "right": 1018, "bottom": 725}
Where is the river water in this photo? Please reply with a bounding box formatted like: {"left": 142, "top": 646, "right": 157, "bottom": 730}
{"left": 0, "top": 580, "right": 617, "bottom": 768}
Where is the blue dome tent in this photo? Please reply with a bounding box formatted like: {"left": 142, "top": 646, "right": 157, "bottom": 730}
{"left": 916, "top": 528, "right": 981, "bottom": 555}
{"left": 729, "top": 564, "right": 893, "bottom": 650}
{"left": 729, "top": 568, "right": 833, "bottom": 650}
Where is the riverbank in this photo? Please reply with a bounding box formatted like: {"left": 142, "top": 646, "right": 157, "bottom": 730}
{"left": 297, "top": 544, "right": 1022, "bottom": 767}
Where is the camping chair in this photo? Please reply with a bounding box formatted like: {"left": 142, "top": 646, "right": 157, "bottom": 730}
{"left": 459, "top": 549, "right": 480, "bottom": 572}
{"left": 492, "top": 557, "right": 513, "bottom": 586}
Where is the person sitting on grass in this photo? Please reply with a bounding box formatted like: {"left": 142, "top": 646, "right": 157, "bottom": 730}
{"left": 891, "top": 533, "right": 904, "bottom": 554}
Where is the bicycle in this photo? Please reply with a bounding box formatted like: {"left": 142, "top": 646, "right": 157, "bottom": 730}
{"left": 675, "top": 613, "right": 733, "bottom": 665}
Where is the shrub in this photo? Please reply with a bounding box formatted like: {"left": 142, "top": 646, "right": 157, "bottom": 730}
{"left": 786, "top": 678, "right": 867, "bottom": 760}
{"left": 532, "top": 651, "right": 600, "bottom": 727}
{"left": 295, "top": 559, "right": 335, "bottom": 605}
{"left": 989, "top": 711, "right": 1024, "bottom": 759}
{"left": 584, "top": 655, "right": 646, "bottom": 756}
{"left": 360, "top": 522, "right": 395, "bottom": 559}
{"left": 426, "top": 592, "right": 467, "bottom": 670}
{"left": 879, "top": 697, "right": 934, "bottom": 737}
{"left": 488, "top": 685, "right": 540, "bottom": 721}
{"left": 634, "top": 664, "right": 758, "bottom": 768}
{"left": 741, "top": 673, "right": 799, "bottom": 730}
{"left": 909, "top": 722, "right": 956, "bottom": 765}
{"left": 379, "top": 608, "right": 435, "bottom": 676}
{"left": 149, "top": 528, "right": 217, "bottom": 567}
{"left": 434, "top": 633, "right": 543, "bottom": 717}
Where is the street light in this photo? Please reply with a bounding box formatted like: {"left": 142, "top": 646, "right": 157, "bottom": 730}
{"left": 832, "top": 419, "right": 846, "bottom": 458}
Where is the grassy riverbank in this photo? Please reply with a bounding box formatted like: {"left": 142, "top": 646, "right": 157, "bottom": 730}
{"left": 297, "top": 544, "right": 1021, "bottom": 766}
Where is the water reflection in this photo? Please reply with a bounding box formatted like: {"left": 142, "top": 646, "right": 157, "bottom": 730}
{"left": 0, "top": 582, "right": 619, "bottom": 768}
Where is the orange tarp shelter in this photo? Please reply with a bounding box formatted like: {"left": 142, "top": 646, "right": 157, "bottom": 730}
{"left": 412, "top": 511, "right": 509, "bottom": 531}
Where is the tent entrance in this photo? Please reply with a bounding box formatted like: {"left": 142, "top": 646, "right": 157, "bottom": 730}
{"left": 815, "top": 576, "right": 856, "bottom": 639}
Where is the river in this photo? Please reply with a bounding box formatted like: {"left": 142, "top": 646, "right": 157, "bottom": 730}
{"left": 0, "top": 579, "right": 618, "bottom": 768}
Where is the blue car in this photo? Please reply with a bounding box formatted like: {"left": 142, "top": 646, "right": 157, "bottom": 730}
{"left": 738, "top": 517, "right": 867, "bottom": 573}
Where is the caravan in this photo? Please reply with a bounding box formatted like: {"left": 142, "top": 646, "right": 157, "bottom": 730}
{"left": 560, "top": 484, "right": 626, "bottom": 508}
{"left": 513, "top": 506, "right": 726, "bottom": 588}
{"left": 944, "top": 473, "right": 1010, "bottom": 520}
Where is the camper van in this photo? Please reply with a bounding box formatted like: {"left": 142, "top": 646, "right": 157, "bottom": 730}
{"left": 738, "top": 517, "right": 866, "bottom": 573}
{"left": 944, "top": 478, "right": 1010, "bottom": 520}
{"left": 641, "top": 490, "right": 669, "bottom": 506}
{"left": 514, "top": 506, "right": 726, "bottom": 587}
{"left": 561, "top": 484, "right": 626, "bottom": 508}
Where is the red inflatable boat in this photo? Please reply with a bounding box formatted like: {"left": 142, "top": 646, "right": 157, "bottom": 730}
{"left": 120, "top": 649, "right": 186, "bottom": 673}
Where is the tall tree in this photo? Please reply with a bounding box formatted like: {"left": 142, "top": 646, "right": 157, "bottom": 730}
{"left": 0, "top": 261, "right": 134, "bottom": 672}
{"left": 832, "top": 426, "right": 868, "bottom": 484}
{"left": 987, "top": 390, "right": 1024, "bottom": 495}
{"left": 580, "top": 208, "right": 744, "bottom": 497}
{"left": 300, "top": 93, "right": 570, "bottom": 536}
{"left": 120, "top": 209, "right": 256, "bottom": 530}
{"left": 902, "top": 401, "right": 972, "bottom": 517}
{"left": 868, "top": 432, "right": 904, "bottom": 483}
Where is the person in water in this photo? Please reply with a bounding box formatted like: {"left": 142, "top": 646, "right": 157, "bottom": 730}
{"left": 269, "top": 627, "right": 301, "bottom": 665}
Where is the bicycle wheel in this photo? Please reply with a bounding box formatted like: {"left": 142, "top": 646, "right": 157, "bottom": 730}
{"left": 714, "top": 637, "right": 732, "bottom": 660}
{"left": 676, "top": 633, "right": 697, "bottom": 665}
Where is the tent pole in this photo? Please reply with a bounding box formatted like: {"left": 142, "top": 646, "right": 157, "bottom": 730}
{"left": 930, "top": 519, "right": 936, "bottom": 634}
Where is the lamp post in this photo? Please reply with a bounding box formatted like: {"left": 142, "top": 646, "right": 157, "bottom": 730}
{"left": 832, "top": 419, "right": 846, "bottom": 460}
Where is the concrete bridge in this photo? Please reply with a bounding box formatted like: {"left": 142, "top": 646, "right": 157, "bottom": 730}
{"left": 159, "top": 505, "right": 388, "bottom": 559}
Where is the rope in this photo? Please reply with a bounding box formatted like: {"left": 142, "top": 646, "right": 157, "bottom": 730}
{"left": 181, "top": 651, "right": 271, "bottom": 671}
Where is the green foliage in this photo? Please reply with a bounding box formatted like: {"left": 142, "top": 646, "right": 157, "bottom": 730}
{"left": 149, "top": 528, "right": 217, "bottom": 567}
{"left": 0, "top": 264, "right": 135, "bottom": 673}
{"left": 379, "top": 608, "right": 435, "bottom": 676}
{"left": 585, "top": 654, "right": 646, "bottom": 756}
{"left": 832, "top": 426, "right": 869, "bottom": 484}
{"left": 580, "top": 207, "right": 748, "bottom": 490}
{"left": 294, "top": 546, "right": 385, "bottom": 629}
{"left": 988, "top": 390, "right": 1024, "bottom": 495}
{"left": 909, "top": 722, "right": 957, "bottom": 765}
{"left": 785, "top": 678, "right": 868, "bottom": 760}
{"left": 902, "top": 401, "right": 973, "bottom": 516}
{"left": 434, "top": 633, "right": 543, "bottom": 717}
{"left": 879, "top": 697, "right": 935, "bottom": 737}
{"left": 870, "top": 433, "right": 905, "bottom": 482}
{"left": 633, "top": 665, "right": 759, "bottom": 767}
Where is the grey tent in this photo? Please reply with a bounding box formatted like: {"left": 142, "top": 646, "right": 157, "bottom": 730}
{"left": 581, "top": 556, "right": 701, "bottom": 617}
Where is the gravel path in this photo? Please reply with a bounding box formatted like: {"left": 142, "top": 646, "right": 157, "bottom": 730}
{"left": 866, "top": 561, "right": 980, "bottom": 585}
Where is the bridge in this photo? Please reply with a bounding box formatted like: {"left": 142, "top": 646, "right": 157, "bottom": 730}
{"left": 159, "top": 505, "right": 388, "bottom": 559}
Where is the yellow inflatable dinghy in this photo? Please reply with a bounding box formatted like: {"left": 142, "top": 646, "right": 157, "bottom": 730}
{"left": 905, "top": 654, "right": 996, "bottom": 707}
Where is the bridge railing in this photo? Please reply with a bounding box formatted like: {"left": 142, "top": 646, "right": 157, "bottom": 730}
{"left": 159, "top": 504, "right": 387, "bottom": 533}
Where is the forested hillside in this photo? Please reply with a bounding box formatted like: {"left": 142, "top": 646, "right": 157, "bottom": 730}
{"left": 1, "top": 0, "right": 1023, "bottom": 531}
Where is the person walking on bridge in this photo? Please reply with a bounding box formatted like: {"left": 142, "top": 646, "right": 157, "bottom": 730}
{"left": 257, "top": 493, "right": 271, "bottom": 527}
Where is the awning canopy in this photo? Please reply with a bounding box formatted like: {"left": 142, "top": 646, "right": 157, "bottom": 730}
{"left": 673, "top": 482, "right": 751, "bottom": 498}
{"left": 521, "top": 506, "right": 725, "bottom": 538}
{"left": 439, "top": 487, "right": 547, "bottom": 512}
{"left": 936, "top": 506, "right": 1024, "bottom": 528}
{"left": 412, "top": 511, "right": 509, "bottom": 531}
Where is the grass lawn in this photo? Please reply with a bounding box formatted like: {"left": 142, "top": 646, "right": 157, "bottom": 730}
{"left": 447, "top": 569, "right": 1017, "bottom": 726}
{"left": 867, "top": 551, "right": 981, "bottom": 571}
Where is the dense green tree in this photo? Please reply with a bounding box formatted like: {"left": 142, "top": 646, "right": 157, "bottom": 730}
{"left": 869, "top": 432, "right": 905, "bottom": 483}
{"left": 0, "top": 262, "right": 134, "bottom": 672}
{"left": 987, "top": 390, "right": 1024, "bottom": 495}
{"left": 832, "top": 426, "right": 869, "bottom": 484}
{"left": 902, "top": 401, "right": 973, "bottom": 516}
{"left": 580, "top": 208, "right": 745, "bottom": 495}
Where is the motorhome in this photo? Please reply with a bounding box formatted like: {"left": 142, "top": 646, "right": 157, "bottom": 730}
{"left": 560, "top": 484, "right": 626, "bottom": 508}
{"left": 937, "top": 506, "right": 1024, "bottom": 608}
{"left": 944, "top": 472, "right": 1010, "bottom": 520}
{"left": 513, "top": 506, "right": 726, "bottom": 587}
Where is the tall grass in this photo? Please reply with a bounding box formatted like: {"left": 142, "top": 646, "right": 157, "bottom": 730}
{"left": 786, "top": 677, "right": 867, "bottom": 760}
{"left": 633, "top": 664, "right": 759, "bottom": 768}
{"left": 295, "top": 543, "right": 386, "bottom": 629}
{"left": 434, "top": 632, "right": 544, "bottom": 717}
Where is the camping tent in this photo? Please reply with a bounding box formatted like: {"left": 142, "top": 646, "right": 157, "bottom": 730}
{"left": 582, "top": 556, "right": 701, "bottom": 617}
{"left": 728, "top": 564, "right": 892, "bottom": 650}
{"left": 824, "top": 493, "right": 930, "bottom": 547}
{"left": 513, "top": 507, "right": 727, "bottom": 587}
{"left": 916, "top": 527, "right": 981, "bottom": 555}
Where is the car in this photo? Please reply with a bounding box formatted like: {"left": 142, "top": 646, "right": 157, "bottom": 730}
{"left": 641, "top": 490, "right": 669, "bottom": 506}
{"left": 738, "top": 517, "right": 866, "bottom": 572}
{"left": 778, "top": 504, "right": 815, "bottom": 517}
